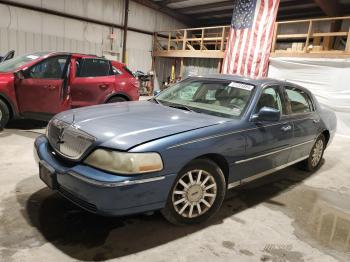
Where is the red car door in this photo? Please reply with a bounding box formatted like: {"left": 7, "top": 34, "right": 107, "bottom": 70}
{"left": 70, "top": 58, "right": 116, "bottom": 108}
{"left": 15, "top": 55, "right": 71, "bottom": 116}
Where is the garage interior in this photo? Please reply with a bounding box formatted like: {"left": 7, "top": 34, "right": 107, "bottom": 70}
{"left": 1, "top": 0, "right": 350, "bottom": 261}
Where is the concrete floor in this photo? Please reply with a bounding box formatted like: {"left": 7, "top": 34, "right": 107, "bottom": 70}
{"left": 1, "top": 120, "right": 350, "bottom": 262}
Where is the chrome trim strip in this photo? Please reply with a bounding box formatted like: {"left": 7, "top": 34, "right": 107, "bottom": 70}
{"left": 167, "top": 122, "right": 283, "bottom": 149}
{"left": 228, "top": 155, "right": 309, "bottom": 189}
{"left": 67, "top": 172, "right": 166, "bottom": 188}
{"left": 167, "top": 117, "right": 315, "bottom": 149}
{"left": 234, "top": 139, "right": 314, "bottom": 164}
{"left": 227, "top": 181, "right": 240, "bottom": 189}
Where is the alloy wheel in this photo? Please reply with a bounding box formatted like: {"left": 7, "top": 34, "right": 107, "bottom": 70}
{"left": 172, "top": 169, "right": 217, "bottom": 218}
{"left": 311, "top": 139, "right": 324, "bottom": 167}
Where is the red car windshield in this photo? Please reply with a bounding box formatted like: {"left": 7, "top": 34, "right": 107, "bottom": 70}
{"left": 0, "top": 52, "right": 50, "bottom": 72}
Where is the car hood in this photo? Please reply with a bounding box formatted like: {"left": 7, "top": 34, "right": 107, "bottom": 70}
{"left": 55, "top": 101, "right": 229, "bottom": 151}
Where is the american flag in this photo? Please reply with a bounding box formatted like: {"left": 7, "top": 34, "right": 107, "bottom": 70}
{"left": 222, "top": 0, "right": 280, "bottom": 78}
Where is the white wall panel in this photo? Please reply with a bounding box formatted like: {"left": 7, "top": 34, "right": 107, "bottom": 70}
{"left": 126, "top": 31, "right": 153, "bottom": 72}
{"left": 0, "top": 0, "right": 185, "bottom": 72}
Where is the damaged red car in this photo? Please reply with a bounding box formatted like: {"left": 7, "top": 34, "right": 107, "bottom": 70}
{"left": 0, "top": 52, "right": 139, "bottom": 127}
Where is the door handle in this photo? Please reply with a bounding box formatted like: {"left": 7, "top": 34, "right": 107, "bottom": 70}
{"left": 281, "top": 125, "right": 292, "bottom": 132}
{"left": 313, "top": 119, "right": 320, "bottom": 124}
{"left": 43, "top": 85, "right": 57, "bottom": 91}
{"left": 99, "top": 84, "right": 109, "bottom": 90}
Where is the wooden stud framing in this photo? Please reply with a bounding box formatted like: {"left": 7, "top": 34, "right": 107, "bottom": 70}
{"left": 305, "top": 20, "right": 313, "bottom": 53}
{"left": 346, "top": 28, "right": 350, "bottom": 53}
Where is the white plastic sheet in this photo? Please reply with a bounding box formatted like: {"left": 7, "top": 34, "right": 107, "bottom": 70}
{"left": 268, "top": 57, "right": 350, "bottom": 136}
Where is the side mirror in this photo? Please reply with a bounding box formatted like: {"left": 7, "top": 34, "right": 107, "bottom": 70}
{"left": 15, "top": 70, "right": 25, "bottom": 80}
{"left": 252, "top": 107, "right": 280, "bottom": 122}
{"left": 154, "top": 90, "right": 161, "bottom": 96}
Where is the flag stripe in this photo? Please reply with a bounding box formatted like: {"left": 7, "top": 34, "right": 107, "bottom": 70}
{"left": 222, "top": 0, "right": 280, "bottom": 78}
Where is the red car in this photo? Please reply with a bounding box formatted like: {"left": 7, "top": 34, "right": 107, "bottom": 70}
{"left": 0, "top": 52, "right": 139, "bottom": 127}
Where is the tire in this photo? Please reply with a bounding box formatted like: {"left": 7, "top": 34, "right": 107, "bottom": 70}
{"left": 300, "top": 134, "right": 326, "bottom": 172}
{"left": 107, "top": 96, "right": 127, "bottom": 103}
{"left": 0, "top": 99, "right": 10, "bottom": 128}
{"left": 161, "top": 159, "right": 226, "bottom": 225}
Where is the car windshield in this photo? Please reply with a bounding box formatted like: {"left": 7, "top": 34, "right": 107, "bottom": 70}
{"left": 0, "top": 52, "right": 50, "bottom": 72}
{"left": 156, "top": 78, "right": 255, "bottom": 118}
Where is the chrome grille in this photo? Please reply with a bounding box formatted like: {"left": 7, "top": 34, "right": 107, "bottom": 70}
{"left": 47, "top": 119, "right": 95, "bottom": 160}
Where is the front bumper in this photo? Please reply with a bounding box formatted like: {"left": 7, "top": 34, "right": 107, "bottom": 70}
{"left": 34, "top": 135, "right": 176, "bottom": 216}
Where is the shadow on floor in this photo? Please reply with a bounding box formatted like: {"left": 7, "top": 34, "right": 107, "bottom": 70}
{"left": 0, "top": 119, "right": 46, "bottom": 139}
{"left": 15, "top": 163, "right": 324, "bottom": 261}
{"left": 6, "top": 119, "right": 47, "bottom": 130}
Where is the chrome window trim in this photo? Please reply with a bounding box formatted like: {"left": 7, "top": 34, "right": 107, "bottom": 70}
{"left": 67, "top": 171, "right": 166, "bottom": 188}
{"left": 228, "top": 155, "right": 309, "bottom": 189}
{"left": 234, "top": 139, "right": 314, "bottom": 164}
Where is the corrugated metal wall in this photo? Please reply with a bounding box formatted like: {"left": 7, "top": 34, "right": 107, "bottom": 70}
{"left": 0, "top": 0, "right": 185, "bottom": 72}
{"left": 183, "top": 58, "right": 220, "bottom": 77}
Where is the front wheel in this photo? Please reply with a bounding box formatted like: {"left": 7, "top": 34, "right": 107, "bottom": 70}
{"left": 161, "top": 159, "right": 226, "bottom": 225}
{"left": 301, "top": 134, "right": 326, "bottom": 172}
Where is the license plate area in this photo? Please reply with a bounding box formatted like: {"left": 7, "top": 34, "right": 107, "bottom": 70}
{"left": 39, "top": 161, "right": 58, "bottom": 189}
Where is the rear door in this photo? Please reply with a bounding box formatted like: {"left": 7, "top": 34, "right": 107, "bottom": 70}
{"left": 283, "top": 85, "right": 320, "bottom": 161}
{"left": 234, "top": 85, "right": 294, "bottom": 181}
{"left": 70, "top": 58, "right": 116, "bottom": 108}
{"left": 15, "top": 55, "right": 71, "bottom": 116}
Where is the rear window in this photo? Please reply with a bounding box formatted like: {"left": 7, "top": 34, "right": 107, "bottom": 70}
{"left": 285, "top": 86, "right": 313, "bottom": 114}
{"left": 76, "top": 58, "right": 113, "bottom": 77}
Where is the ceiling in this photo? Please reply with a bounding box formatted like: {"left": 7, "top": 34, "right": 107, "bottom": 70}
{"left": 150, "top": 0, "right": 350, "bottom": 27}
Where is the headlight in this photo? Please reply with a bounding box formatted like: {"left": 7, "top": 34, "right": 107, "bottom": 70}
{"left": 84, "top": 149, "right": 163, "bottom": 175}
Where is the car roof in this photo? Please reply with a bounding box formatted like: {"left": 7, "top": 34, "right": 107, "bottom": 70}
{"left": 190, "top": 74, "right": 290, "bottom": 88}
{"left": 190, "top": 74, "right": 312, "bottom": 93}
{"left": 42, "top": 52, "right": 124, "bottom": 65}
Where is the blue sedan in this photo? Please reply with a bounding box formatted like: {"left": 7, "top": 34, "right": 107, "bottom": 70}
{"left": 34, "top": 75, "right": 337, "bottom": 225}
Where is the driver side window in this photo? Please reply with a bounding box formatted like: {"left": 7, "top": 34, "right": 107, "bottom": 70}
{"left": 28, "top": 56, "right": 68, "bottom": 79}
{"left": 255, "top": 86, "right": 284, "bottom": 114}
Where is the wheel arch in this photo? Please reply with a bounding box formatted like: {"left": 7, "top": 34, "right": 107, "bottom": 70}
{"left": 105, "top": 92, "right": 131, "bottom": 103}
{"left": 322, "top": 129, "right": 330, "bottom": 146}
{"left": 0, "top": 92, "right": 17, "bottom": 120}
{"left": 194, "top": 153, "right": 230, "bottom": 185}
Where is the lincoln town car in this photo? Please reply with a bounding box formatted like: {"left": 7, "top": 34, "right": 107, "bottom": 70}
{"left": 33, "top": 75, "right": 337, "bottom": 225}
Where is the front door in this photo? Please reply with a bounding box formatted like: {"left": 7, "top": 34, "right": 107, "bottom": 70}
{"left": 234, "top": 85, "right": 294, "bottom": 181}
{"left": 15, "top": 55, "right": 71, "bottom": 117}
{"left": 70, "top": 58, "right": 116, "bottom": 108}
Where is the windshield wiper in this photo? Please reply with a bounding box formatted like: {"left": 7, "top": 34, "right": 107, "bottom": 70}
{"left": 150, "top": 97, "right": 162, "bottom": 105}
{"left": 168, "top": 104, "right": 195, "bottom": 112}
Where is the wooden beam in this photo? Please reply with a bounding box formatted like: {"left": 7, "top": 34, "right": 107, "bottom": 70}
{"left": 271, "top": 52, "right": 350, "bottom": 58}
{"left": 154, "top": 50, "right": 225, "bottom": 59}
{"left": 305, "top": 20, "right": 313, "bottom": 52}
{"left": 345, "top": 28, "right": 350, "bottom": 53}
{"left": 122, "top": 0, "right": 129, "bottom": 63}
{"left": 313, "top": 0, "right": 342, "bottom": 16}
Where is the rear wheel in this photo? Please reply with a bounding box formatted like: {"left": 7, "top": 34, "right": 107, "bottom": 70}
{"left": 161, "top": 159, "right": 226, "bottom": 225}
{"left": 0, "top": 99, "right": 10, "bottom": 128}
{"left": 301, "top": 134, "right": 325, "bottom": 172}
{"left": 107, "top": 96, "right": 127, "bottom": 103}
